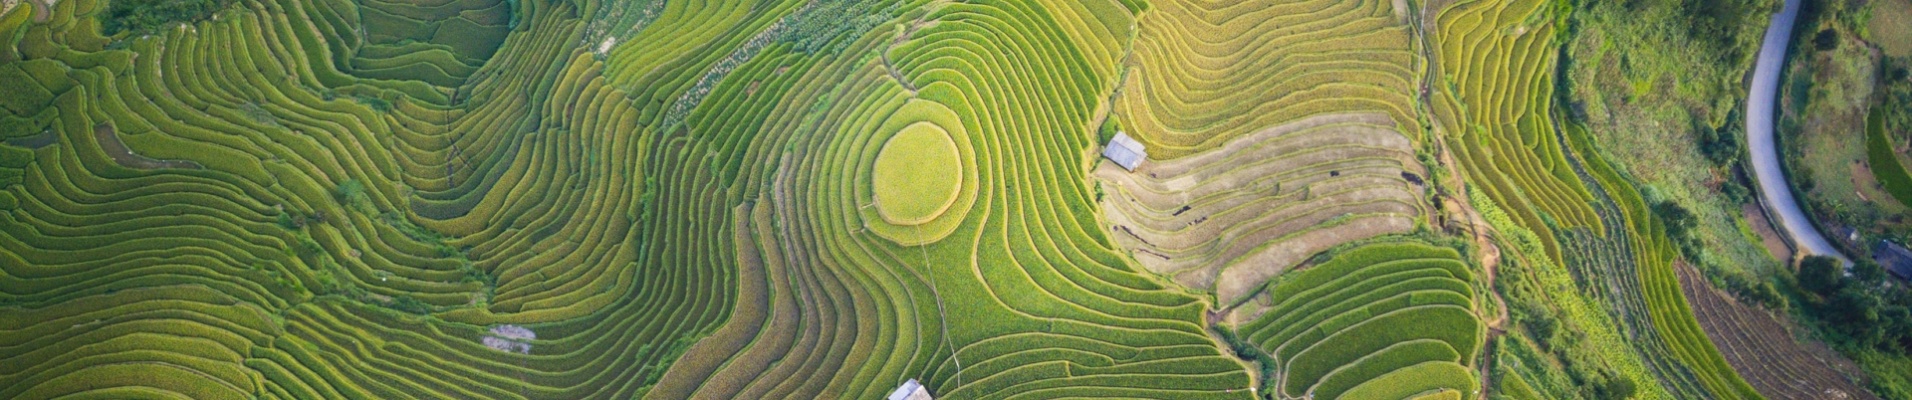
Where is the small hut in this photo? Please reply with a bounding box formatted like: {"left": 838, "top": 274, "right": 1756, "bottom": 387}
{"left": 1102, "top": 131, "right": 1147, "bottom": 171}
{"left": 886, "top": 379, "right": 932, "bottom": 400}
{"left": 1874, "top": 240, "right": 1912, "bottom": 281}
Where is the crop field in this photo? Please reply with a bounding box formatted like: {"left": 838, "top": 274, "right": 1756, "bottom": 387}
{"left": 1866, "top": 108, "right": 1912, "bottom": 208}
{"left": 1113, "top": 0, "right": 1421, "bottom": 158}
{"left": 1239, "top": 241, "right": 1482, "bottom": 399}
{"left": 0, "top": 0, "right": 1813, "bottom": 397}
{"left": 1093, "top": 112, "right": 1425, "bottom": 309}
{"left": 1430, "top": 0, "right": 1599, "bottom": 262}
{"left": 1431, "top": 0, "right": 1773, "bottom": 395}
{"left": 1676, "top": 262, "right": 1875, "bottom": 399}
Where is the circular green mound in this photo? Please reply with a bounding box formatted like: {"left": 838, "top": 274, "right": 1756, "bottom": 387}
{"left": 872, "top": 122, "right": 963, "bottom": 225}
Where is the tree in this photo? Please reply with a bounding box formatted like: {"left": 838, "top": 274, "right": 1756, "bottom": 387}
{"left": 1654, "top": 200, "right": 1702, "bottom": 257}
{"left": 1854, "top": 259, "right": 1888, "bottom": 285}
{"left": 101, "top": 0, "right": 232, "bottom": 36}
{"left": 1596, "top": 374, "right": 1638, "bottom": 400}
{"left": 1829, "top": 287, "right": 1885, "bottom": 345}
{"left": 1798, "top": 255, "right": 1844, "bottom": 296}
{"left": 1813, "top": 29, "right": 1839, "bottom": 51}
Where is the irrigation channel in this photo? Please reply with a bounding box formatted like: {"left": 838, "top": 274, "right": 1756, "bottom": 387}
{"left": 1747, "top": 0, "right": 1850, "bottom": 263}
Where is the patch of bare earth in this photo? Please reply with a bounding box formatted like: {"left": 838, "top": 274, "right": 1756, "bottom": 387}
{"left": 1677, "top": 262, "right": 1875, "bottom": 399}
{"left": 27, "top": 0, "right": 48, "bottom": 23}
{"left": 1743, "top": 203, "right": 1795, "bottom": 263}
{"left": 1093, "top": 113, "right": 1424, "bottom": 306}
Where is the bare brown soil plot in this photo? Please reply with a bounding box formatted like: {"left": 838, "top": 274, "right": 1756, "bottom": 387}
{"left": 1677, "top": 263, "right": 1874, "bottom": 399}
{"left": 1094, "top": 113, "right": 1423, "bottom": 305}
{"left": 1742, "top": 203, "right": 1794, "bottom": 263}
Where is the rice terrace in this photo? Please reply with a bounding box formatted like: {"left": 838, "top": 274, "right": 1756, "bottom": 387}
{"left": 7, "top": 0, "right": 1912, "bottom": 398}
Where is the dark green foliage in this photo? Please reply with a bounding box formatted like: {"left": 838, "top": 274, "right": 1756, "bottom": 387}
{"left": 100, "top": 0, "right": 233, "bottom": 36}
{"left": 389, "top": 295, "right": 432, "bottom": 314}
{"left": 1887, "top": 59, "right": 1912, "bottom": 158}
{"left": 1798, "top": 255, "right": 1844, "bottom": 296}
{"left": 1829, "top": 287, "right": 1883, "bottom": 339}
{"left": 1789, "top": 254, "right": 1912, "bottom": 355}
{"left": 460, "top": 263, "right": 495, "bottom": 286}
{"left": 333, "top": 179, "right": 374, "bottom": 214}
{"left": 1853, "top": 259, "right": 1888, "bottom": 285}
{"left": 1613, "top": 0, "right": 1774, "bottom": 62}
{"left": 296, "top": 236, "right": 325, "bottom": 257}
{"left": 1812, "top": 29, "right": 1839, "bottom": 51}
{"left": 779, "top": 0, "right": 899, "bottom": 55}
{"left": 1502, "top": 257, "right": 1562, "bottom": 353}
{"left": 1653, "top": 0, "right": 1772, "bottom": 63}
{"left": 1720, "top": 271, "right": 1787, "bottom": 310}
{"left": 1096, "top": 117, "right": 1120, "bottom": 145}
{"left": 1696, "top": 110, "right": 1744, "bottom": 167}
{"left": 314, "top": 268, "right": 341, "bottom": 293}
{"left": 1652, "top": 200, "right": 1702, "bottom": 257}
{"left": 1594, "top": 374, "right": 1638, "bottom": 400}
{"left": 1557, "top": 358, "right": 1639, "bottom": 400}
{"left": 353, "top": 95, "right": 393, "bottom": 113}
{"left": 276, "top": 211, "right": 302, "bottom": 230}
{"left": 1212, "top": 327, "right": 1277, "bottom": 394}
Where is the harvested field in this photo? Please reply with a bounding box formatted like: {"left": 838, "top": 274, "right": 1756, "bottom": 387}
{"left": 1095, "top": 112, "right": 1423, "bottom": 305}
{"left": 1677, "top": 263, "right": 1875, "bottom": 399}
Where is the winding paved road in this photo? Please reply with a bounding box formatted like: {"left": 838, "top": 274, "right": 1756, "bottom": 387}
{"left": 1747, "top": 0, "right": 1849, "bottom": 263}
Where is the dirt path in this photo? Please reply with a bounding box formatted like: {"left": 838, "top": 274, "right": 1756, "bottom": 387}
{"left": 1408, "top": 2, "right": 1510, "bottom": 396}
{"left": 1436, "top": 143, "right": 1511, "bottom": 400}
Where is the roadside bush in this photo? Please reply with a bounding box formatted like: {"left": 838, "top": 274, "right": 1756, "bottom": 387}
{"left": 1798, "top": 255, "right": 1845, "bottom": 296}
{"left": 1721, "top": 272, "right": 1787, "bottom": 311}
{"left": 1695, "top": 110, "right": 1744, "bottom": 168}
{"left": 1679, "top": 0, "right": 1770, "bottom": 63}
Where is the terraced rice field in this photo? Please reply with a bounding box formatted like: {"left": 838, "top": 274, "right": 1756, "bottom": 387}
{"left": 0, "top": 0, "right": 1785, "bottom": 398}
{"left": 0, "top": 0, "right": 1257, "bottom": 397}
{"left": 1432, "top": 0, "right": 1765, "bottom": 396}
{"left": 1115, "top": 0, "right": 1421, "bottom": 157}
{"left": 1866, "top": 108, "right": 1912, "bottom": 208}
{"left": 1240, "top": 241, "right": 1483, "bottom": 399}
{"left": 1093, "top": 112, "right": 1425, "bottom": 309}
{"left": 1430, "top": 0, "right": 1599, "bottom": 261}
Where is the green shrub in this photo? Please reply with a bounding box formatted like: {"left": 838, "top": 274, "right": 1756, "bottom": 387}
{"left": 100, "top": 0, "right": 232, "bottom": 36}
{"left": 1799, "top": 255, "right": 1845, "bottom": 296}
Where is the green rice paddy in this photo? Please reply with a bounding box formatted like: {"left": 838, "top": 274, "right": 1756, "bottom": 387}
{"left": 0, "top": 0, "right": 1805, "bottom": 398}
